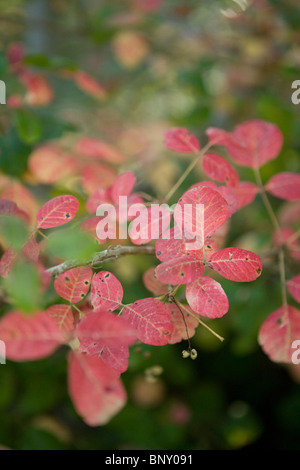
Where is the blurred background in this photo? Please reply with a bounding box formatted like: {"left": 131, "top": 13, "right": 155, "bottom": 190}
{"left": 0, "top": 0, "right": 300, "bottom": 450}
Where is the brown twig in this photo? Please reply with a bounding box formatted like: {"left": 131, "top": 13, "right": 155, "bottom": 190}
{"left": 46, "top": 245, "right": 155, "bottom": 277}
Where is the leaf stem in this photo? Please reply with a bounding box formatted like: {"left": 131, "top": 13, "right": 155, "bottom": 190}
{"left": 163, "top": 141, "right": 213, "bottom": 203}
{"left": 178, "top": 301, "right": 224, "bottom": 342}
{"left": 254, "top": 167, "right": 288, "bottom": 315}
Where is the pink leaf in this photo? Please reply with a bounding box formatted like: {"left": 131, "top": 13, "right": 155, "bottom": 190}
{"left": 0, "top": 198, "right": 29, "bottom": 223}
{"left": 122, "top": 298, "right": 173, "bottom": 345}
{"left": 129, "top": 205, "right": 171, "bottom": 245}
{"left": 208, "top": 247, "right": 263, "bottom": 282}
{"left": 76, "top": 137, "right": 124, "bottom": 163}
{"left": 156, "top": 227, "right": 217, "bottom": 262}
{"left": 206, "top": 120, "right": 283, "bottom": 169}
{"left": 143, "top": 267, "right": 169, "bottom": 296}
{"left": 36, "top": 195, "right": 79, "bottom": 229}
{"left": 91, "top": 271, "right": 123, "bottom": 311}
{"left": 46, "top": 304, "right": 75, "bottom": 337}
{"left": 110, "top": 172, "right": 136, "bottom": 202}
{"left": 68, "top": 352, "right": 126, "bottom": 426}
{"left": 23, "top": 236, "right": 40, "bottom": 262}
{"left": 173, "top": 186, "right": 228, "bottom": 241}
{"left": 186, "top": 276, "right": 229, "bottom": 318}
{"left": 0, "top": 249, "right": 16, "bottom": 278}
{"left": 21, "top": 73, "right": 54, "bottom": 106}
{"left": 77, "top": 310, "right": 136, "bottom": 374}
{"left": 165, "top": 128, "right": 200, "bottom": 153}
{"left": 230, "top": 182, "right": 259, "bottom": 209}
{"left": 54, "top": 266, "right": 93, "bottom": 303}
{"left": 0, "top": 311, "right": 65, "bottom": 361}
{"left": 81, "top": 163, "right": 117, "bottom": 194}
{"left": 1, "top": 181, "right": 38, "bottom": 225}
{"left": 279, "top": 201, "right": 300, "bottom": 226}
{"left": 28, "top": 144, "right": 78, "bottom": 184}
{"left": 258, "top": 305, "right": 300, "bottom": 363}
{"left": 287, "top": 275, "right": 300, "bottom": 303}
{"left": 86, "top": 188, "right": 111, "bottom": 214}
{"left": 215, "top": 186, "right": 239, "bottom": 217}
{"left": 202, "top": 153, "right": 239, "bottom": 187}
{"left": 168, "top": 303, "right": 198, "bottom": 344}
{"left": 266, "top": 172, "right": 300, "bottom": 201}
{"left": 73, "top": 71, "right": 107, "bottom": 100}
{"left": 155, "top": 255, "right": 205, "bottom": 285}
{"left": 273, "top": 228, "right": 300, "bottom": 261}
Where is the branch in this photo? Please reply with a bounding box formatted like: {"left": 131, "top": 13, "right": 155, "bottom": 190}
{"left": 254, "top": 167, "right": 288, "bottom": 316}
{"left": 47, "top": 245, "right": 155, "bottom": 277}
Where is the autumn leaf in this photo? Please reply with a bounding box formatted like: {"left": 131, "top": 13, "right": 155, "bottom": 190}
{"left": 36, "top": 195, "right": 79, "bottom": 229}
{"left": 208, "top": 247, "right": 263, "bottom": 282}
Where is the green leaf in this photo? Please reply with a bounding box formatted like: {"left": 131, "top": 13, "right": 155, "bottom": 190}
{"left": 0, "top": 128, "right": 31, "bottom": 177}
{"left": 3, "top": 259, "right": 42, "bottom": 314}
{"left": 0, "top": 215, "right": 29, "bottom": 250}
{"left": 15, "top": 109, "right": 42, "bottom": 145}
{"left": 45, "top": 229, "right": 98, "bottom": 261}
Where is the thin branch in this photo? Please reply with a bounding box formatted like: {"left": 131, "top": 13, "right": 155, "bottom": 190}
{"left": 163, "top": 141, "right": 213, "bottom": 203}
{"left": 47, "top": 245, "right": 155, "bottom": 277}
{"left": 178, "top": 301, "right": 224, "bottom": 342}
{"left": 254, "top": 167, "right": 288, "bottom": 315}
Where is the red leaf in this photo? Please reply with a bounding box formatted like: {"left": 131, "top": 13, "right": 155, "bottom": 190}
{"left": 77, "top": 310, "right": 136, "bottom": 374}
{"left": 91, "top": 271, "right": 123, "bottom": 311}
{"left": 76, "top": 137, "right": 124, "bottom": 163}
{"left": 54, "top": 266, "right": 93, "bottom": 304}
{"left": 46, "top": 304, "right": 75, "bottom": 337}
{"left": 0, "top": 249, "right": 16, "bottom": 278}
{"left": 230, "top": 182, "right": 259, "bottom": 209}
{"left": 214, "top": 185, "right": 239, "bottom": 217}
{"left": 29, "top": 144, "right": 78, "bottom": 184}
{"left": 168, "top": 303, "right": 198, "bottom": 344}
{"left": 129, "top": 205, "right": 172, "bottom": 245}
{"left": 73, "top": 71, "right": 107, "bottom": 100}
{"left": 273, "top": 228, "right": 300, "bottom": 261}
{"left": 186, "top": 276, "right": 229, "bottom": 318}
{"left": 155, "top": 255, "right": 204, "bottom": 285}
{"left": 208, "top": 247, "right": 263, "bottom": 282}
{"left": 266, "top": 172, "right": 300, "bottom": 201}
{"left": 23, "top": 236, "right": 39, "bottom": 262}
{"left": 0, "top": 199, "right": 29, "bottom": 223}
{"left": 110, "top": 172, "right": 136, "bottom": 202}
{"left": 258, "top": 305, "right": 300, "bottom": 363}
{"left": 279, "top": 201, "right": 300, "bottom": 226}
{"left": 202, "top": 153, "right": 239, "bottom": 187}
{"left": 1, "top": 181, "right": 38, "bottom": 225}
{"left": 173, "top": 186, "right": 228, "bottom": 242}
{"left": 21, "top": 73, "right": 54, "bottom": 106}
{"left": 165, "top": 128, "right": 200, "bottom": 153}
{"left": 68, "top": 352, "right": 126, "bottom": 426}
{"left": 0, "top": 311, "right": 65, "bottom": 361}
{"left": 287, "top": 275, "right": 300, "bottom": 303}
{"left": 206, "top": 120, "right": 283, "bottom": 169}
{"left": 36, "top": 195, "right": 79, "bottom": 229}
{"left": 143, "top": 267, "right": 169, "bottom": 296}
{"left": 81, "top": 162, "right": 117, "bottom": 194}
{"left": 156, "top": 227, "right": 216, "bottom": 261}
{"left": 122, "top": 298, "right": 173, "bottom": 345}
{"left": 86, "top": 188, "right": 111, "bottom": 214}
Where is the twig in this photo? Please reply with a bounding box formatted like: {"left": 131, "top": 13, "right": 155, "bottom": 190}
{"left": 254, "top": 167, "right": 288, "bottom": 316}
{"left": 178, "top": 301, "right": 224, "bottom": 342}
{"left": 163, "top": 141, "right": 213, "bottom": 203}
{"left": 46, "top": 245, "right": 155, "bottom": 277}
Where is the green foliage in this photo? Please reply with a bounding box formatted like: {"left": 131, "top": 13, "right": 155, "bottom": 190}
{"left": 3, "top": 259, "right": 42, "bottom": 314}
{"left": 45, "top": 229, "right": 98, "bottom": 261}
{"left": 0, "top": 216, "right": 28, "bottom": 250}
